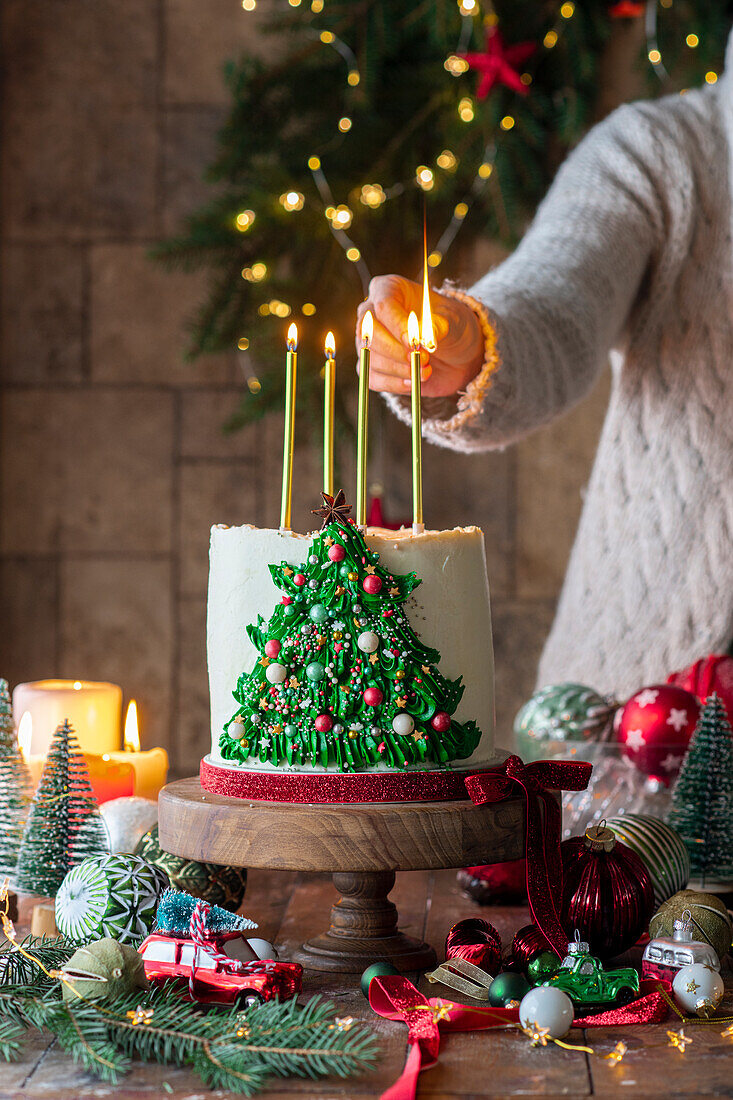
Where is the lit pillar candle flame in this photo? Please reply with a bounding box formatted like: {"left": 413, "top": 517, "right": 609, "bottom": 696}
{"left": 356, "top": 311, "right": 373, "bottom": 528}
{"left": 407, "top": 311, "right": 424, "bottom": 532}
{"left": 280, "top": 322, "right": 298, "bottom": 530}
{"left": 323, "top": 331, "right": 336, "bottom": 497}
{"left": 124, "top": 699, "right": 140, "bottom": 751}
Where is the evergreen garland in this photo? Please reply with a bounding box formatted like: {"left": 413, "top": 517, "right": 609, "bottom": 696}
{"left": 14, "top": 720, "right": 108, "bottom": 897}
{"left": 153, "top": 0, "right": 728, "bottom": 436}
{"left": 668, "top": 693, "right": 733, "bottom": 882}
{"left": 0, "top": 680, "right": 32, "bottom": 881}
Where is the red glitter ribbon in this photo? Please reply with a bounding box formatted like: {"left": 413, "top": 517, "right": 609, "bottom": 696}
{"left": 464, "top": 755, "right": 592, "bottom": 957}
{"left": 370, "top": 973, "right": 671, "bottom": 1100}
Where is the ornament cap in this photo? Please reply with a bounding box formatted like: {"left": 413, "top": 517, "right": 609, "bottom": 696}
{"left": 673, "top": 911, "right": 693, "bottom": 943}
{"left": 584, "top": 821, "right": 616, "bottom": 852}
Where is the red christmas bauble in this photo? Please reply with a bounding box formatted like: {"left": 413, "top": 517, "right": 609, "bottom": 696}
{"left": 614, "top": 683, "right": 699, "bottom": 785}
{"left": 445, "top": 918, "right": 501, "bottom": 976}
{"left": 363, "top": 687, "right": 383, "bottom": 707}
{"left": 315, "top": 714, "right": 332, "bottom": 732}
{"left": 431, "top": 711, "right": 451, "bottom": 733}
{"left": 561, "top": 823, "right": 655, "bottom": 958}
{"left": 668, "top": 653, "right": 733, "bottom": 725}
{"left": 457, "top": 857, "right": 527, "bottom": 905}
{"left": 362, "top": 574, "right": 382, "bottom": 594}
{"left": 328, "top": 544, "right": 345, "bottom": 562}
{"left": 293, "top": 573, "right": 306, "bottom": 587}
{"left": 511, "top": 923, "right": 552, "bottom": 970}
{"left": 265, "top": 639, "right": 281, "bottom": 658}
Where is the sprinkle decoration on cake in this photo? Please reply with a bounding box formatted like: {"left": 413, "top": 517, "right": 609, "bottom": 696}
{"left": 219, "top": 498, "right": 481, "bottom": 774}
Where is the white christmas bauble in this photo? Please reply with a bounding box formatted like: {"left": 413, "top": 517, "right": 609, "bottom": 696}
{"left": 100, "top": 797, "right": 159, "bottom": 854}
{"left": 392, "top": 713, "right": 415, "bottom": 737}
{"left": 672, "top": 963, "right": 724, "bottom": 1017}
{"left": 265, "top": 662, "right": 287, "bottom": 684}
{"left": 247, "top": 938, "right": 278, "bottom": 960}
{"left": 357, "top": 631, "right": 379, "bottom": 654}
{"left": 519, "top": 987, "right": 574, "bottom": 1040}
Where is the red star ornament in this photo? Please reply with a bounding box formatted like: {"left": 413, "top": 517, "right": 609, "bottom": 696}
{"left": 461, "top": 26, "right": 536, "bottom": 100}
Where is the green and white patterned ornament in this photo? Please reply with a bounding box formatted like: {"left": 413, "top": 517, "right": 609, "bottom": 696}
{"left": 606, "top": 814, "right": 690, "bottom": 909}
{"left": 514, "top": 682, "right": 618, "bottom": 760}
{"left": 55, "top": 854, "right": 169, "bottom": 944}
{"left": 135, "top": 825, "right": 247, "bottom": 911}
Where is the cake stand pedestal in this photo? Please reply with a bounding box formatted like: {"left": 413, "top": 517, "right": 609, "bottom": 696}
{"left": 159, "top": 777, "right": 528, "bottom": 973}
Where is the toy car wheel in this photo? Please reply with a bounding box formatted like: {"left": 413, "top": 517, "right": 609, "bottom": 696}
{"left": 615, "top": 987, "right": 636, "bottom": 1007}
{"left": 239, "top": 991, "right": 263, "bottom": 1008}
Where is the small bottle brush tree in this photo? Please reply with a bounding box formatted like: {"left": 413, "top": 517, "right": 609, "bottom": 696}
{"left": 668, "top": 693, "right": 733, "bottom": 883}
{"left": 15, "top": 719, "right": 108, "bottom": 897}
{"left": 0, "top": 678, "right": 33, "bottom": 880}
{"left": 220, "top": 494, "right": 480, "bottom": 772}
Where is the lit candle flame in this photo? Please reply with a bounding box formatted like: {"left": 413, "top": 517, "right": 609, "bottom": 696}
{"left": 18, "top": 712, "right": 32, "bottom": 760}
{"left": 361, "top": 310, "right": 373, "bottom": 348}
{"left": 124, "top": 700, "right": 141, "bottom": 753}
{"left": 325, "top": 331, "right": 336, "bottom": 358}
{"left": 73, "top": 681, "right": 82, "bottom": 691}
{"left": 407, "top": 311, "right": 420, "bottom": 349}
{"left": 286, "top": 322, "right": 298, "bottom": 351}
{"left": 421, "top": 252, "right": 436, "bottom": 353}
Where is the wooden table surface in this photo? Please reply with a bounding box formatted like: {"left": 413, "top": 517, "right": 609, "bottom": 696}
{"left": 3, "top": 867, "right": 732, "bottom": 1099}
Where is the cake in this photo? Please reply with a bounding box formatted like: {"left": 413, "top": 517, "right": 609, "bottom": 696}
{"left": 205, "top": 504, "right": 497, "bottom": 777}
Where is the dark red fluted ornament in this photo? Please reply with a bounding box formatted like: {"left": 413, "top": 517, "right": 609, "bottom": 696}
{"left": 445, "top": 918, "right": 501, "bottom": 975}
{"left": 560, "top": 823, "right": 654, "bottom": 958}
{"left": 614, "top": 683, "right": 699, "bottom": 786}
{"left": 511, "top": 923, "right": 552, "bottom": 970}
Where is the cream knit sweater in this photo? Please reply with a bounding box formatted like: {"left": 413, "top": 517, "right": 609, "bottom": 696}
{"left": 386, "top": 42, "right": 733, "bottom": 700}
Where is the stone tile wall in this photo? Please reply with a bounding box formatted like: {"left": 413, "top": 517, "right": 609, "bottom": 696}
{"left": 0, "top": 0, "right": 610, "bottom": 776}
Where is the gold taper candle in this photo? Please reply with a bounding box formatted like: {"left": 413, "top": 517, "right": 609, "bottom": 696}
{"left": 356, "top": 311, "right": 373, "bottom": 528}
{"left": 280, "top": 322, "right": 298, "bottom": 529}
{"left": 323, "top": 331, "right": 336, "bottom": 496}
{"left": 407, "top": 311, "right": 423, "bottom": 533}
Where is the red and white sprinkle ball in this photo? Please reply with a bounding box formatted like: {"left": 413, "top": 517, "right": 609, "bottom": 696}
{"left": 615, "top": 684, "right": 700, "bottom": 785}
{"left": 431, "top": 711, "right": 451, "bottom": 733}
{"left": 293, "top": 573, "right": 306, "bottom": 587}
{"left": 315, "top": 714, "right": 333, "bottom": 733}
{"left": 264, "top": 639, "right": 281, "bottom": 658}
{"left": 328, "top": 544, "right": 345, "bottom": 562}
{"left": 362, "top": 575, "right": 382, "bottom": 595}
{"left": 363, "top": 687, "right": 384, "bottom": 707}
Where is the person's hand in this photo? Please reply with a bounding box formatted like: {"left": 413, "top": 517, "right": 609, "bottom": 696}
{"left": 355, "top": 274, "right": 484, "bottom": 397}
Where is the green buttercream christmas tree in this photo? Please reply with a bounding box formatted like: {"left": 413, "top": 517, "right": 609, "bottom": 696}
{"left": 0, "top": 679, "right": 33, "bottom": 880}
{"left": 15, "top": 719, "right": 108, "bottom": 897}
{"left": 220, "top": 493, "right": 480, "bottom": 772}
{"left": 668, "top": 694, "right": 733, "bottom": 883}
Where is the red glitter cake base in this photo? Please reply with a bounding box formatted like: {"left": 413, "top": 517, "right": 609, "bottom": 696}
{"left": 199, "top": 756, "right": 498, "bottom": 803}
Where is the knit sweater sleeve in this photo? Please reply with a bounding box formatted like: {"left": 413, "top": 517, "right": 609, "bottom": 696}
{"left": 384, "top": 102, "right": 667, "bottom": 451}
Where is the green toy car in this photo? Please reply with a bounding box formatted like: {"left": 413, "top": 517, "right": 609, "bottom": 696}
{"left": 541, "top": 936, "right": 639, "bottom": 1009}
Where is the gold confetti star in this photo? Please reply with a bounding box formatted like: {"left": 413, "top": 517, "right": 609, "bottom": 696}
{"left": 389, "top": 586, "right": 400, "bottom": 596}
{"left": 667, "top": 1028, "right": 692, "bottom": 1052}
{"left": 605, "top": 1041, "right": 627, "bottom": 1065}
{"left": 685, "top": 978, "right": 701, "bottom": 993}
{"left": 335, "top": 585, "right": 345, "bottom": 596}
{"left": 324, "top": 536, "right": 334, "bottom": 547}
{"left": 288, "top": 677, "right": 300, "bottom": 689}
{"left": 421, "top": 665, "right": 430, "bottom": 673}
{"left": 522, "top": 1020, "right": 551, "bottom": 1047}
{"left": 259, "top": 698, "right": 269, "bottom": 710}
{"left": 259, "top": 656, "right": 271, "bottom": 667}
{"left": 396, "top": 695, "right": 407, "bottom": 708}
{"left": 369, "top": 653, "right": 379, "bottom": 664}
{"left": 365, "top": 564, "right": 376, "bottom": 574}
{"left": 283, "top": 566, "right": 294, "bottom": 576}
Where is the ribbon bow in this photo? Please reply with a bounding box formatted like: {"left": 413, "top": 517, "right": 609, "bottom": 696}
{"left": 464, "top": 755, "right": 592, "bottom": 956}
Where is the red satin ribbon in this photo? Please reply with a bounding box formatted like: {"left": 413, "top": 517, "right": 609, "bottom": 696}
{"left": 369, "top": 974, "right": 671, "bottom": 1100}
{"left": 465, "top": 755, "right": 592, "bottom": 956}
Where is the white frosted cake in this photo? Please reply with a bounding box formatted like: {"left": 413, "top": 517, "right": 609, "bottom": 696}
{"left": 206, "top": 516, "right": 496, "bottom": 775}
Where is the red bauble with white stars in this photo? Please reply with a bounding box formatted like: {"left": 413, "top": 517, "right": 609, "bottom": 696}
{"left": 363, "top": 574, "right": 382, "bottom": 595}
{"left": 328, "top": 544, "right": 345, "bottom": 562}
{"left": 264, "top": 639, "right": 281, "bottom": 658}
{"left": 315, "top": 714, "right": 333, "bottom": 733}
{"left": 363, "top": 687, "right": 383, "bottom": 707}
{"left": 614, "top": 684, "right": 700, "bottom": 785}
{"left": 431, "top": 711, "right": 451, "bottom": 733}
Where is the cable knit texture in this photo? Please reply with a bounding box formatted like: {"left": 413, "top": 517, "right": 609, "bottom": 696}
{"left": 385, "top": 47, "right": 733, "bottom": 699}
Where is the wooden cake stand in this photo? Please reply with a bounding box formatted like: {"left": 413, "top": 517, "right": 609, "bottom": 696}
{"left": 158, "top": 776, "right": 527, "bottom": 973}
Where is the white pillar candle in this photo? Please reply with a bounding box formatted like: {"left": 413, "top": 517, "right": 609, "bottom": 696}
{"left": 12, "top": 679, "right": 122, "bottom": 756}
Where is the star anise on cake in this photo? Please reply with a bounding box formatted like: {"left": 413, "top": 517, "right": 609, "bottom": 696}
{"left": 312, "top": 489, "right": 352, "bottom": 530}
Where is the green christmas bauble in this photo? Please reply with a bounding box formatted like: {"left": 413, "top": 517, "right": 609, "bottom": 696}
{"left": 306, "top": 661, "right": 325, "bottom": 681}
{"left": 513, "top": 682, "right": 616, "bottom": 761}
{"left": 61, "top": 938, "right": 148, "bottom": 1002}
{"left": 528, "top": 950, "right": 560, "bottom": 985}
{"left": 360, "top": 961, "right": 399, "bottom": 998}
{"left": 135, "top": 825, "right": 247, "bottom": 911}
{"left": 488, "top": 971, "right": 530, "bottom": 1008}
{"left": 649, "top": 890, "right": 733, "bottom": 962}
{"left": 55, "top": 855, "right": 169, "bottom": 944}
{"left": 606, "top": 814, "right": 690, "bottom": 909}
{"left": 309, "top": 603, "right": 328, "bottom": 623}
